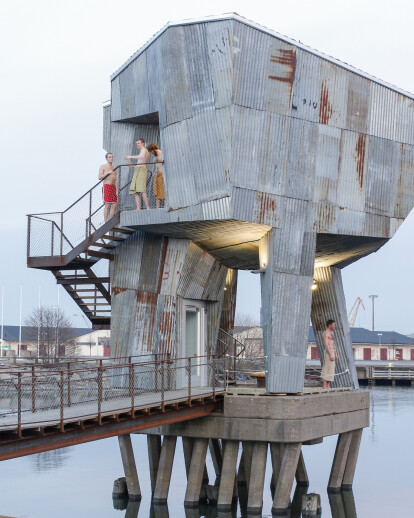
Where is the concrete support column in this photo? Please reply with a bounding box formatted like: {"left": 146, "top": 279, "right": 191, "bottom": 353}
{"left": 209, "top": 438, "right": 223, "bottom": 481}
{"left": 153, "top": 436, "right": 177, "bottom": 504}
{"left": 272, "top": 442, "right": 302, "bottom": 514}
{"left": 342, "top": 428, "right": 363, "bottom": 489}
{"left": 217, "top": 440, "right": 239, "bottom": 511}
{"left": 270, "top": 442, "right": 284, "bottom": 489}
{"left": 295, "top": 450, "right": 309, "bottom": 487}
{"left": 260, "top": 215, "right": 316, "bottom": 393}
{"left": 147, "top": 434, "right": 162, "bottom": 493}
{"left": 240, "top": 442, "right": 253, "bottom": 491}
{"left": 182, "top": 437, "right": 194, "bottom": 477}
{"left": 328, "top": 432, "right": 353, "bottom": 491}
{"left": 184, "top": 438, "right": 209, "bottom": 507}
{"left": 311, "top": 266, "right": 359, "bottom": 389}
{"left": 118, "top": 434, "right": 141, "bottom": 501}
{"left": 247, "top": 442, "right": 268, "bottom": 514}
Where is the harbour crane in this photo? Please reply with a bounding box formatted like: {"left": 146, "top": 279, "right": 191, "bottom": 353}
{"left": 348, "top": 297, "right": 365, "bottom": 327}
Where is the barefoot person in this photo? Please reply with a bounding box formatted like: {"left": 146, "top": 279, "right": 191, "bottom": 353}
{"left": 98, "top": 152, "right": 118, "bottom": 222}
{"left": 148, "top": 143, "right": 165, "bottom": 208}
{"left": 322, "top": 319, "right": 338, "bottom": 389}
{"left": 125, "top": 138, "right": 150, "bottom": 210}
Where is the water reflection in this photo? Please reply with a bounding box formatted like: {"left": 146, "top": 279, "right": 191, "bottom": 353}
{"left": 30, "top": 447, "right": 71, "bottom": 472}
{"left": 328, "top": 490, "right": 357, "bottom": 518}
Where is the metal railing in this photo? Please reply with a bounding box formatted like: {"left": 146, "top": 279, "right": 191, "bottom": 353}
{"left": 217, "top": 328, "right": 247, "bottom": 383}
{"left": 27, "top": 162, "right": 165, "bottom": 259}
{"left": 0, "top": 354, "right": 225, "bottom": 435}
{"left": 370, "top": 366, "right": 414, "bottom": 379}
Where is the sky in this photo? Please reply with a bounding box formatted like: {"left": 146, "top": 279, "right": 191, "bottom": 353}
{"left": 1, "top": 0, "right": 413, "bottom": 334}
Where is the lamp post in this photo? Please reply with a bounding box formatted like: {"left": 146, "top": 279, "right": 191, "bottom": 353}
{"left": 369, "top": 295, "right": 378, "bottom": 331}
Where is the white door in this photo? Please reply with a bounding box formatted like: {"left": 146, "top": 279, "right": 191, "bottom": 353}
{"left": 181, "top": 300, "right": 207, "bottom": 387}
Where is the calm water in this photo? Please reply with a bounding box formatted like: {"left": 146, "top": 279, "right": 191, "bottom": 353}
{"left": 0, "top": 386, "right": 411, "bottom": 517}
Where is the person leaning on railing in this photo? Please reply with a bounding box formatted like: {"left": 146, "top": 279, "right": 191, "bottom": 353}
{"left": 148, "top": 143, "right": 165, "bottom": 208}
{"left": 125, "top": 138, "right": 151, "bottom": 210}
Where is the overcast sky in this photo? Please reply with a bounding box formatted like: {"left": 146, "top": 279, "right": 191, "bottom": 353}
{"left": 1, "top": 0, "right": 413, "bottom": 334}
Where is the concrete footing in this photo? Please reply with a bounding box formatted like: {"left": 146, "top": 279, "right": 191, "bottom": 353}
{"left": 115, "top": 390, "right": 368, "bottom": 513}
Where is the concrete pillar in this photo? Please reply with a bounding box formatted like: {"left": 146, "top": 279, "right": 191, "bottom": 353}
{"left": 217, "top": 440, "right": 239, "bottom": 511}
{"left": 272, "top": 442, "right": 302, "bottom": 514}
{"left": 153, "top": 436, "right": 177, "bottom": 504}
{"left": 125, "top": 500, "right": 141, "bottom": 518}
{"left": 184, "top": 438, "right": 209, "bottom": 507}
{"left": 342, "top": 428, "right": 363, "bottom": 489}
{"left": 270, "top": 442, "right": 284, "bottom": 488}
{"left": 241, "top": 442, "right": 253, "bottom": 492}
{"left": 118, "top": 434, "right": 141, "bottom": 501}
{"left": 247, "top": 442, "right": 268, "bottom": 514}
{"left": 328, "top": 432, "right": 353, "bottom": 491}
{"left": 311, "top": 267, "right": 359, "bottom": 389}
{"left": 342, "top": 489, "right": 357, "bottom": 518}
{"left": 295, "top": 450, "right": 309, "bottom": 487}
{"left": 182, "top": 437, "right": 194, "bottom": 477}
{"left": 260, "top": 217, "right": 316, "bottom": 393}
{"left": 237, "top": 451, "right": 247, "bottom": 486}
{"left": 147, "top": 434, "right": 162, "bottom": 493}
{"left": 209, "top": 438, "right": 223, "bottom": 480}
{"left": 327, "top": 491, "right": 346, "bottom": 518}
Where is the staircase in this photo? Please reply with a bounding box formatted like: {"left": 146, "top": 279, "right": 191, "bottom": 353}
{"left": 27, "top": 178, "right": 134, "bottom": 328}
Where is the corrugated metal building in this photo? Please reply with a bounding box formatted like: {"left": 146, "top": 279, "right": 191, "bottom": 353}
{"left": 105, "top": 13, "right": 414, "bottom": 393}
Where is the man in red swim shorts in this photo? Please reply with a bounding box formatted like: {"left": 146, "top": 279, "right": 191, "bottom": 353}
{"left": 99, "top": 152, "right": 118, "bottom": 222}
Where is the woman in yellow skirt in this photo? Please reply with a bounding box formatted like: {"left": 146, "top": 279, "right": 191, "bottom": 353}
{"left": 148, "top": 144, "right": 165, "bottom": 208}
{"left": 125, "top": 138, "right": 150, "bottom": 210}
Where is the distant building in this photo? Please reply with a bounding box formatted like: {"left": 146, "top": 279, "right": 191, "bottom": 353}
{"left": 0, "top": 326, "right": 110, "bottom": 358}
{"left": 233, "top": 326, "right": 414, "bottom": 362}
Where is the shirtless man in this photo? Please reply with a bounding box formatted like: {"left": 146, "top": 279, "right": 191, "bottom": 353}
{"left": 99, "top": 152, "right": 118, "bottom": 222}
{"left": 125, "top": 139, "right": 150, "bottom": 210}
{"left": 321, "top": 319, "right": 338, "bottom": 389}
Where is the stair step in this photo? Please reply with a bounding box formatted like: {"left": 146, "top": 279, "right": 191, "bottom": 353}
{"left": 87, "top": 250, "right": 114, "bottom": 260}
{"left": 74, "top": 296, "right": 106, "bottom": 300}
{"left": 79, "top": 303, "right": 110, "bottom": 307}
{"left": 113, "top": 227, "right": 134, "bottom": 235}
{"left": 56, "top": 277, "right": 110, "bottom": 285}
{"left": 102, "top": 235, "right": 125, "bottom": 242}
{"left": 90, "top": 243, "right": 116, "bottom": 249}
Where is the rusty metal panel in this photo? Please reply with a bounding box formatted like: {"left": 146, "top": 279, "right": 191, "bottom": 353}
{"left": 111, "top": 76, "right": 122, "bottom": 121}
{"left": 161, "top": 119, "right": 197, "bottom": 210}
{"left": 368, "top": 83, "right": 398, "bottom": 141}
{"left": 112, "top": 232, "right": 144, "bottom": 290}
{"left": 337, "top": 131, "right": 367, "bottom": 213}
{"left": 155, "top": 295, "right": 176, "bottom": 356}
{"left": 231, "top": 187, "right": 255, "bottom": 222}
{"left": 206, "top": 20, "right": 233, "bottom": 109}
{"left": 103, "top": 105, "right": 111, "bottom": 151}
{"left": 201, "top": 197, "right": 231, "bottom": 220}
{"left": 365, "top": 136, "right": 400, "bottom": 215}
{"left": 177, "top": 243, "right": 216, "bottom": 299}
{"left": 395, "top": 144, "right": 414, "bottom": 218}
{"left": 207, "top": 301, "right": 223, "bottom": 355}
{"left": 131, "top": 52, "right": 151, "bottom": 117}
{"left": 137, "top": 234, "right": 165, "bottom": 293}
{"left": 145, "top": 37, "right": 163, "bottom": 124}
{"left": 346, "top": 73, "right": 370, "bottom": 134}
{"left": 159, "top": 239, "right": 190, "bottom": 297}
{"left": 266, "top": 39, "right": 297, "bottom": 116}
{"left": 159, "top": 26, "right": 193, "bottom": 127}
{"left": 185, "top": 23, "right": 215, "bottom": 114}
{"left": 110, "top": 288, "right": 140, "bottom": 357}
{"left": 119, "top": 64, "right": 136, "bottom": 119}
{"left": 336, "top": 208, "right": 365, "bottom": 236}
{"left": 318, "top": 59, "right": 348, "bottom": 129}
{"left": 214, "top": 106, "right": 232, "bottom": 188}
{"left": 395, "top": 94, "right": 414, "bottom": 145}
{"left": 291, "top": 49, "right": 321, "bottom": 123}
{"left": 363, "top": 213, "right": 391, "bottom": 238}
{"left": 233, "top": 21, "right": 270, "bottom": 111}
{"left": 133, "top": 290, "right": 158, "bottom": 354}
{"left": 187, "top": 111, "right": 228, "bottom": 202}
{"left": 202, "top": 262, "right": 227, "bottom": 301}
{"left": 313, "top": 125, "right": 341, "bottom": 204}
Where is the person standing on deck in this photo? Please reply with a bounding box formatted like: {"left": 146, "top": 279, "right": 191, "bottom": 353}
{"left": 126, "top": 138, "right": 150, "bottom": 210}
{"left": 148, "top": 143, "right": 165, "bottom": 208}
{"left": 322, "top": 319, "right": 338, "bottom": 389}
{"left": 98, "top": 152, "right": 118, "bottom": 222}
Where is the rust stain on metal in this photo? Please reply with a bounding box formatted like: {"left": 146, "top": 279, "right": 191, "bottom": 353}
{"left": 135, "top": 290, "right": 158, "bottom": 352}
{"left": 319, "top": 80, "right": 333, "bottom": 125}
{"left": 112, "top": 287, "right": 127, "bottom": 296}
{"left": 257, "top": 193, "right": 276, "bottom": 225}
{"left": 268, "top": 49, "right": 297, "bottom": 85}
{"left": 355, "top": 134, "right": 366, "bottom": 189}
{"left": 156, "top": 237, "right": 169, "bottom": 294}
